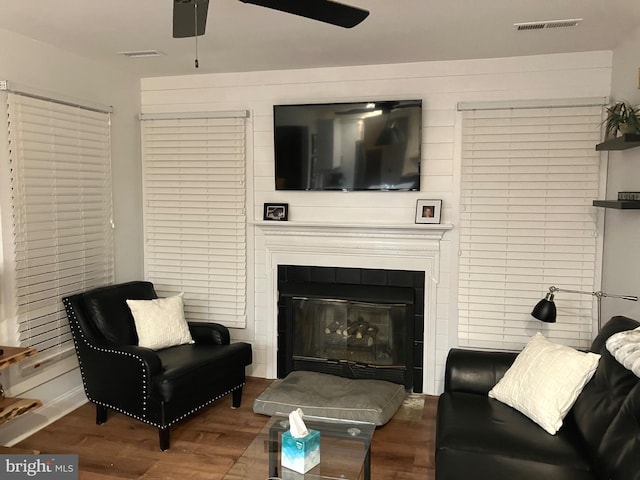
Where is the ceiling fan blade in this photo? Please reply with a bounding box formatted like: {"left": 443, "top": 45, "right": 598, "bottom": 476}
{"left": 239, "top": 0, "right": 369, "bottom": 28}
{"left": 173, "top": 0, "right": 209, "bottom": 38}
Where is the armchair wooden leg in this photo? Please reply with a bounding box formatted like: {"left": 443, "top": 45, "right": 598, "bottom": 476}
{"left": 232, "top": 386, "right": 243, "bottom": 409}
{"left": 96, "top": 404, "right": 108, "bottom": 425}
{"left": 159, "top": 427, "right": 170, "bottom": 451}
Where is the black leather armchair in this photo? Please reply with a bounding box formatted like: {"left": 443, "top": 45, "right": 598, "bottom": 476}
{"left": 63, "top": 281, "right": 253, "bottom": 450}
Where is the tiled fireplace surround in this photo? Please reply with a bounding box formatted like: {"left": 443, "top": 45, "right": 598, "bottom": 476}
{"left": 257, "top": 221, "right": 452, "bottom": 394}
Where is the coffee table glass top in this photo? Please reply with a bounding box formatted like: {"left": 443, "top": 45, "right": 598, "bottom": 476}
{"left": 223, "top": 414, "right": 376, "bottom": 480}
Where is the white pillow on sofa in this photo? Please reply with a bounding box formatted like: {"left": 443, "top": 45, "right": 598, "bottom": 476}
{"left": 488, "top": 332, "right": 600, "bottom": 435}
{"left": 606, "top": 326, "right": 640, "bottom": 377}
{"left": 126, "top": 293, "right": 194, "bottom": 350}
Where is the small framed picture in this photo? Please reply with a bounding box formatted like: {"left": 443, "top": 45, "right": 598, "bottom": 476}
{"left": 415, "top": 199, "right": 442, "bottom": 224}
{"left": 263, "top": 203, "right": 289, "bottom": 221}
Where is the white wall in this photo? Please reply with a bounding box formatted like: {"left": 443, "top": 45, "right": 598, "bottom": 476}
{"left": 141, "top": 51, "right": 613, "bottom": 393}
{"left": 0, "top": 28, "right": 143, "bottom": 285}
{"left": 601, "top": 26, "right": 640, "bottom": 322}
{"left": 0, "top": 28, "right": 142, "bottom": 445}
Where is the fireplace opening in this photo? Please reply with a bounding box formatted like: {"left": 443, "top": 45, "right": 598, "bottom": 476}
{"left": 277, "top": 265, "right": 424, "bottom": 392}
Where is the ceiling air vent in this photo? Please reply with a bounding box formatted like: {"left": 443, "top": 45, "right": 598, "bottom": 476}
{"left": 514, "top": 18, "right": 582, "bottom": 31}
{"left": 118, "top": 50, "right": 165, "bottom": 58}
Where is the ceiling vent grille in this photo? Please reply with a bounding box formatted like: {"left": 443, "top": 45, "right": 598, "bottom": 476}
{"left": 514, "top": 18, "right": 582, "bottom": 31}
{"left": 118, "top": 50, "right": 165, "bottom": 58}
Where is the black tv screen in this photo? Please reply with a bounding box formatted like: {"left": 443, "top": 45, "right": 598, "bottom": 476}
{"left": 274, "top": 100, "right": 422, "bottom": 191}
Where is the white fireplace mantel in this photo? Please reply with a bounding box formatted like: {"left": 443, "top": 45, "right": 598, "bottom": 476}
{"left": 255, "top": 221, "right": 453, "bottom": 259}
{"left": 254, "top": 220, "right": 453, "bottom": 238}
{"left": 254, "top": 220, "right": 453, "bottom": 394}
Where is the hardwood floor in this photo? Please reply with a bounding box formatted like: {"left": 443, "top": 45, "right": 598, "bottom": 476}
{"left": 14, "top": 377, "right": 437, "bottom": 479}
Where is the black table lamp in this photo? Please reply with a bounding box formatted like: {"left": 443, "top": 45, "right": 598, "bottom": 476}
{"left": 532, "top": 286, "right": 638, "bottom": 330}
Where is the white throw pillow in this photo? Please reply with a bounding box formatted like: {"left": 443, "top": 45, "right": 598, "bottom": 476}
{"left": 488, "top": 332, "right": 600, "bottom": 435}
{"left": 606, "top": 326, "right": 640, "bottom": 377}
{"left": 126, "top": 293, "right": 194, "bottom": 350}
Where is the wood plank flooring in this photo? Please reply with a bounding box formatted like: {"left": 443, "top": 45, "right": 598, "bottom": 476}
{"left": 13, "top": 377, "right": 437, "bottom": 479}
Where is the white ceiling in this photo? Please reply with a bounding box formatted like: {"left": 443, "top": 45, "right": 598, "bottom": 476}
{"left": 1, "top": 0, "right": 639, "bottom": 78}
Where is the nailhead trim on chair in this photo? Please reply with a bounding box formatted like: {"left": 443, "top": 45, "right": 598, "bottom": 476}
{"left": 63, "top": 297, "right": 245, "bottom": 429}
{"left": 160, "top": 383, "right": 245, "bottom": 428}
{"left": 63, "top": 298, "right": 150, "bottom": 415}
{"left": 90, "top": 383, "right": 244, "bottom": 429}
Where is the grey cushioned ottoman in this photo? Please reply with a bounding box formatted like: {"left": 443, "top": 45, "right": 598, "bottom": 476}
{"left": 253, "top": 371, "right": 406, "bottom": 425}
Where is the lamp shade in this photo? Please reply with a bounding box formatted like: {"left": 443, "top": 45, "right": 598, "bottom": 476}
{"left": 531, "top": 294, "right": 557, "bottom": 323}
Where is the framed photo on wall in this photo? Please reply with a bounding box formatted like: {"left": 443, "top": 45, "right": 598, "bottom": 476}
{"left": 415, "top": 199, "right": 442, "bottom": 224}
{"left": 263, "top": 203, "right": 289, "bottom": 221}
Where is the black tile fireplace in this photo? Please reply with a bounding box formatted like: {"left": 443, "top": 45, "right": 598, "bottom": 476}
{"left": 277, "top": 265, "right": 425, "bottom": 392}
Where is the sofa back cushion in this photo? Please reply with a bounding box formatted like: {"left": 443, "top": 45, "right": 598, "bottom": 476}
{"left": 82, "top": 281, "right": 158, "bottom": 345}
{"left": 571, "top": 316, "right": 640, "bottom": 475}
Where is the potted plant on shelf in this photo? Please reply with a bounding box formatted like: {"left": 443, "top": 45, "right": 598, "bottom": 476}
{"left": 603, "top": 100, "right": 640, "bottom": 138}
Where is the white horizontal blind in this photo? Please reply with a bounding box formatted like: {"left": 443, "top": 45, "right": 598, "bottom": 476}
{"left": 141, "top": 116, "right": 247, "bottom": 328}
{"left": 458, "top": 104, "right": 603, "bottom": 350}
{"left": 7, "top": 92, "right": 114, "bottom": 368}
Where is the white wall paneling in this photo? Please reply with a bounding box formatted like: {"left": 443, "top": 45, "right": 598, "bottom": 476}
{"left": 141, "top": 51, "right": 613, "bottom": 393}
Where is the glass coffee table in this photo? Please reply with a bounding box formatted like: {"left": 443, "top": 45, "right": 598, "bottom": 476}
{"left": 223, "top": 414, "right": 376, "bottom": 480}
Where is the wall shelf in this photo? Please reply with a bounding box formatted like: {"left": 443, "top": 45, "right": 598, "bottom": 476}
{"left": 0, "top": 397, "right": 42, "bottom": 426}
{"left": 0, "top": 346, "right": 36, "bottom": 370}
{"left": 596, "top": 133, "right": 640, "bottom": 151}
{"left": 0, "top": 346, "right": 42, "bottom": 429}
{"left": 593, "top": 200, "right": 640, "bottom": 209}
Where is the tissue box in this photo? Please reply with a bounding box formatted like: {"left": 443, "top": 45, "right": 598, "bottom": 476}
{"left": 281, "top": 429, "right": 320, "bottom": 474}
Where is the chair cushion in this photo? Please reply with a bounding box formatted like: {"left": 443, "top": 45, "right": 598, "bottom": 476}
{"left": 153, "top": 342, "right": 253, "bottom": 402}
{"left": 436, "top": 392, "right": 595, "bottom": 480}
{"left": 127, "top": 293, "right": 194, "bottom": 350}
{"left": 253, "top": 371, "right": 405, "bottom": 425}
{"left": 438, "top": 392, "right": 592, "bottom": 467}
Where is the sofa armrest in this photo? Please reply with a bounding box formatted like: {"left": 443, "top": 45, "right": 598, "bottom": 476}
{"left": 188, "top": 322, "right": 230, "bottom": 345}
{"left": 444, "top": 348, "right": 518, "bottom": 395}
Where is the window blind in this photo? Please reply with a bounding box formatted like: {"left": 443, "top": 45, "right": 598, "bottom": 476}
{"left": 6, "top": 92, "right": 114, "bottom": 369}
{"left": 458, "top": 104, "right": 603, "bottom": 350}
{"left": 141, "top": 115, "right": 247, "bottom": 328}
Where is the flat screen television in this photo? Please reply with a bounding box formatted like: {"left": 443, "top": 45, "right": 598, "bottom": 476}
{"left": 273, "top": 99, "right": 422, "bottom": 191}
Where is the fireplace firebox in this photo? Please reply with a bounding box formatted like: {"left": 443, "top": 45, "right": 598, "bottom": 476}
{"left": 277, "top": 265, "right": 424, "bottom": 392}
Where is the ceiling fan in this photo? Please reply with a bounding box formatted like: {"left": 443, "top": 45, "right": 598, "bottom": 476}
{"left": 173, "top": 0, "right": 370, "bottom": 38}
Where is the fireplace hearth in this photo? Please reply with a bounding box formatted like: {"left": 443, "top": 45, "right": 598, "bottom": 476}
{"left": 277, "top": 265, "right": 425, "bottom": 392}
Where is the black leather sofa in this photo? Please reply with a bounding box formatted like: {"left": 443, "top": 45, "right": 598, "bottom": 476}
{"left": 63, "top": 281, "right": 252, "bottom": 450}
{"left": 436, "top": 316, "right": 640, "bottom": 480}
